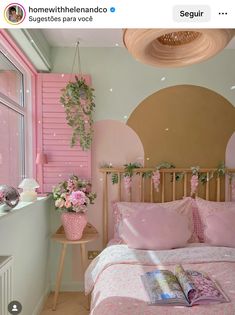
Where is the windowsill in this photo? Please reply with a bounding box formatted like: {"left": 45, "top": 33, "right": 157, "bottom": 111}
{"left": 0, "top": 196, "right": 50, "bottom": 220}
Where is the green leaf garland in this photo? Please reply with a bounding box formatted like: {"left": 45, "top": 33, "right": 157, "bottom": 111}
{"left": 100, "top": 161, "right": 229, "bottom": 186}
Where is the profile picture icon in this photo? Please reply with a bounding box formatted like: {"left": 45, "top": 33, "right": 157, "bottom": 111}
{"left": 4, "top": 3, "right": 26, "bottom": 25}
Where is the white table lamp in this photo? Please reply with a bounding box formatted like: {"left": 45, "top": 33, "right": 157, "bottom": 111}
{"left": 18, "top": 178, "right": 40, "bottom": 202}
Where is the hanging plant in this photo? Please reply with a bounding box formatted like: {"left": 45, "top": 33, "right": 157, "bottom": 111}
{"left": 216, "top": 162, "right": 226, "bottom": 177}
{"left": 151, "top": 161, "right": 175, "bottom": 192}
{"left": 190, "top": 166, "right": 200, "bottom": 196}
{"left": 152, "top": 170, "right": 161, "bottom": 192}
{"left": 60, "top": 76, "right": 95, "bottom": 150}
{"left": 123, "top": 162, "right": 142, "bottom": 194}
{"left": 124, "top": 162, "right": 142, "bottom": 177}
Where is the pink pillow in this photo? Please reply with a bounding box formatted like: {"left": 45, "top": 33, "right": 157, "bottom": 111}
{"left": 191, "top": 199, "right": 204, "bottom": 242}
{"left": 114, "top": 198, "right": 194, "bottom": 249}
{"left": 113, "top": 198, "right": 196, "bottom": 249}
{"left": 195, "top": 197, "right": 235, "bottom": 246}
{"left": 119, "top": 205, "right": 191, "bottom": 250}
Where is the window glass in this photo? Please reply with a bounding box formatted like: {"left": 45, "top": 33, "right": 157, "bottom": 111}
{"left": 0, "top": 102, "right": 24, "bottom": 187}
{"left": 0, "top": 51, "right": 23, "bottom": 106}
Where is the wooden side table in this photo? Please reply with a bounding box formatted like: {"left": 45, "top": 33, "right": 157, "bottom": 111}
{"left": 51, "top": 223, "right": 99, "bottom": 311}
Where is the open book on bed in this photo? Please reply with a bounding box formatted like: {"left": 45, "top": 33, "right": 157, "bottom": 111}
{"left": 141, "top": 265, "right": 229, "bottom": 307}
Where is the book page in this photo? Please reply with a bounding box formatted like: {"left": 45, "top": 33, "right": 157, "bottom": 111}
{"left": 141, "top": 269, "right": 189, "bottom": 305}
{"left": 175, "top": 265, "right": 197, "bottom": 302}
{"left": 186, "top": 270, "right": 228, "bottom": 305}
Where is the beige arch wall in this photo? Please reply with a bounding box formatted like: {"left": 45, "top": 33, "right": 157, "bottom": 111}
{"left": 127, "top": 85, "right": 235, "bottom": 168}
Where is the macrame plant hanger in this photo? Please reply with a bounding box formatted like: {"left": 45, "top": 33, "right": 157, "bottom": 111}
{"left": 60, "top": 40, "right": 95, "bottom": 150}
{"left": 70, "top": 41, "right": 83, "bottom": 81}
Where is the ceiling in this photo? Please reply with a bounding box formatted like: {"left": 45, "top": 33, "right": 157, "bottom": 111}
{"left": 42, "top": 29, "right": 235, "bottom": 48}
{"left": 42, "top": 29, "right": 124, "bottom": 47}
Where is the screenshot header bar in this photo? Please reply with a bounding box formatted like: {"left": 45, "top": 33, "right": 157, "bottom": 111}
{"left": 0, "top": 0, "right": 234, "bottom": 28}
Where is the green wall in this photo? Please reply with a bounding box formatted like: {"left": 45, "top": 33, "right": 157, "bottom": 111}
{"left": 51, "top": 47, "right": 235, "bottom": 123}
{"left": 0, "top": 198, "right": 52, "bottom": 315}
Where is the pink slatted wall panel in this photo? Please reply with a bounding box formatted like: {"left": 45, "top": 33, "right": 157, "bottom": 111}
{"left": 36, "top": 73, "right": 92, "bottom": 193}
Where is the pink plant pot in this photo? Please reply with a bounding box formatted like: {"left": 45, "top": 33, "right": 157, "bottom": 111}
{"left": 61, "top": 212, "right": 87, "bottom": 241}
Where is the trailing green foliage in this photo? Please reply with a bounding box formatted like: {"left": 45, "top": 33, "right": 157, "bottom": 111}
{"left": 142, "top": 171, "right": 153, "bottom": 178}
{"left": 60, "top": 76, "right": 95, "bottom": 150}
{"left": 124, "top": 162, "right": 142, "bottom": 177}
{"left": 100, "top": 161, "right": 229, "bottom": 186}
{"left": 216, "top": 162, "right": 226, "bottom": 177}
{"left": 156, "top": 162, "right": 175, "bottom": 170}
{"left": 112, "top": 173, "right": 119, "bottom": 184}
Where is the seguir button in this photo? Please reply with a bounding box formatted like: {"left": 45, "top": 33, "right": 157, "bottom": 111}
{"left": 173, "top": 5, "right": 211, "bottom": 22}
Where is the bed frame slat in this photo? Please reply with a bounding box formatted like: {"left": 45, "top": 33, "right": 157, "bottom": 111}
{"left": 172, "top": 172, "right": 176, "bottom": 201}
{"left": 118, "top": 173, "right": 121, "bottom": 201}
{"left": 229, "top": 175, "right": 233, "bottom": 201}
{"left": 206, "top": 172, "right": 210, "bottom": 200}
{"left": 216, "top": 176, "right": 221, "bottom": 201}
{"left": 142, "top": 177, "right": 145, "bottom": 202}
{"left": 161, "top": 173, "right": 165, "bottom": 202}
{"left": 103, "top": 173, "right": 109, "bottom": 248}
{"left": 183, "top": 173, "right": 187, "bottom": 197}
{"left": 150, "top": 180, "right": 153, "bottom": 203}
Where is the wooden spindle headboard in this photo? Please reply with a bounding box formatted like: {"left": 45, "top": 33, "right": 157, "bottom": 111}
{"left": 100, "top": 167, "right": 235, "bottom": 247}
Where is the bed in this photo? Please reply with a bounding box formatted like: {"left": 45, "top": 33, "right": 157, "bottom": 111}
{"left": 85, "top": 166, "right": 235, "bottom": 315}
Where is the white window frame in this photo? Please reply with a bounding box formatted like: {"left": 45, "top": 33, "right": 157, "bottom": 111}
{"left": 0, "top": 40, "right": 33, "bottom": 181}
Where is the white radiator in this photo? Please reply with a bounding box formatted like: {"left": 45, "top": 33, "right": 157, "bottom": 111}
{"left": 0, "top": 256, "right": 13, "bottom": 315}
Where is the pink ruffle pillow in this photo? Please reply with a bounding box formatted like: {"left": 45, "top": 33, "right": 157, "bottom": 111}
{"left": 191, "top": 199, "right": 204, "bottom": 242}
{"left": 113, "top": 198, "right": 195, "bottom": 250}
{"left": 195, "top": 197, "right": 235, "bottom": 247}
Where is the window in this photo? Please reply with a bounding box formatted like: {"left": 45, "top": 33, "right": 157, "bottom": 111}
{"left": 0, "top": 51, "right": 23, "bottom": 105}
{"left": 0, "top": 51, "right": 26, "bottom": 187}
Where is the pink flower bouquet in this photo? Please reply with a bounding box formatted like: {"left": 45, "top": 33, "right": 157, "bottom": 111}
{"left": 52, "top": 175, "right": 96, "bottom": 213}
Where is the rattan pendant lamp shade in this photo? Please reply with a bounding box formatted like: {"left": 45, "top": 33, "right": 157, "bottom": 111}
{"left": 123, "top": 29, "right": 235, "bottom": 67}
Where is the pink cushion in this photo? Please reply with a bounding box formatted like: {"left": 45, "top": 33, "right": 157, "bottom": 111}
{"left": 119, "top": 205, "right": 192, "bottom": 250}
{"left": 113, "top": 201, "right": 123, "bottom": 240}
{"left": 191, "top": 199, "right": 204, "bottom": 242}
{"left": 113, "top": 198, "right": 198, "bottom": 243}
{"left": 195, "top": 197, "right": 235, "bottom": 247}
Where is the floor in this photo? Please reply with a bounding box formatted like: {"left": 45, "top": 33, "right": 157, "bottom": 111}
{"left": 40, "top": 292, "right": 89, "bottom": 315}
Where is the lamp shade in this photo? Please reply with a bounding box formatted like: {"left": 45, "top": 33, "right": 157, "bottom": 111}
{"left": 36, "top": 152, "right": 48, "bottom": 164}
{"left": 123, "top": 29, "right": 235, "bottom": 67}
{"left": 18, "top": 178, "right": 40, "bottom": 190}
